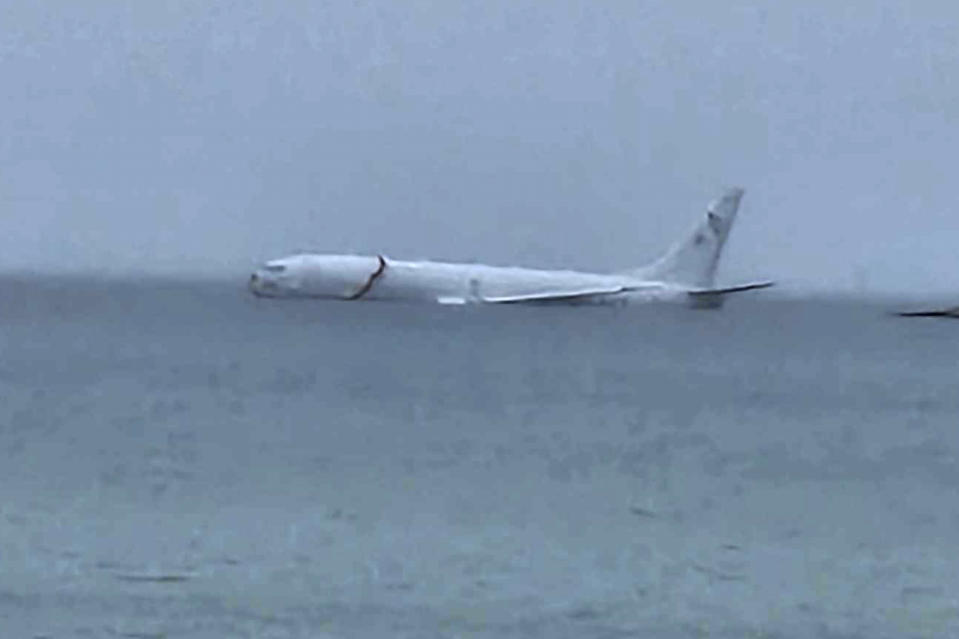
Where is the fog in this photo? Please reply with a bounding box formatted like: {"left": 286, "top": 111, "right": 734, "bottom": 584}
{"left": 3, "top": 1, "right": 958, "bottom": 295}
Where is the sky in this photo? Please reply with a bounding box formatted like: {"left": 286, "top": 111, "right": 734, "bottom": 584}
{"left": 2, "top": 0, "right": 958, "bottom": 295}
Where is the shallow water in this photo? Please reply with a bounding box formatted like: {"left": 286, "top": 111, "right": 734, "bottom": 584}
{"left": 1, "top": 276, "right": 957, "bottom": 638}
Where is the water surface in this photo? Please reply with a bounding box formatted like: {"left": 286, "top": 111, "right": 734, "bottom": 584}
{"left": 0, "top": 276, "right": 956, "bottom": 638}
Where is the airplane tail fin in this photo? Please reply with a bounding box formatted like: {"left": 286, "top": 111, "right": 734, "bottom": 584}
{"left": 629, "top": 187, "right": 745, "bottom": 289}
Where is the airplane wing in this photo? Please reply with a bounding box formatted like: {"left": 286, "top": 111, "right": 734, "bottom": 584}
{"left": 437, "top": 285, "right": 631, "bottom": 305}
{"left": 483, "top": 286, "right": 633, "bottom": 304}
{"left": 437, "top": 281, "right": 774, "bottom": 306}
{"left": 686, "top": 281, "right": 775, "bottom": 297}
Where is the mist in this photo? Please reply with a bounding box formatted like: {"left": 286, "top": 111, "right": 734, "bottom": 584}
{"left": 3, "top": 0, "right": 958, "bottom": 296}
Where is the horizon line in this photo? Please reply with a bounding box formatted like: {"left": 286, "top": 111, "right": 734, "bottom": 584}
{"left": 1, "top": 267, "right": 955, "bottom": 305}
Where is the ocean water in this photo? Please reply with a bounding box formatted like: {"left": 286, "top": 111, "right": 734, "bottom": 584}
{"left": 1, "top": 276, "right": 957, "bottom": 638}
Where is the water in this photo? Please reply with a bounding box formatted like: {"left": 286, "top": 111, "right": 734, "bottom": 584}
{"left": 1, "top": 276, "right": 957, "bottom": 638}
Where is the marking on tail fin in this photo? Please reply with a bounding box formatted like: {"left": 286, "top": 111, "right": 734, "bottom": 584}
{"left": 707, "top": 212, "right": 722, "bottom": 235}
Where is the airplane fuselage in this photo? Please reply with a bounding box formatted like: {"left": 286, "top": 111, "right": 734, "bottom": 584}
{"left": 248, "top": 254, "right": 686, "bottom": 306}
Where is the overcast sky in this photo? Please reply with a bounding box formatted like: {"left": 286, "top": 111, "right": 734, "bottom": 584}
{"left": 2, "top": 1, "right": 958, "bottom": 295}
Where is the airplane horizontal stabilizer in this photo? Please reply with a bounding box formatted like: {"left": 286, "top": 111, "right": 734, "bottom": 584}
{"left": 686, "top": 281, "right": 775, "bottom": 297}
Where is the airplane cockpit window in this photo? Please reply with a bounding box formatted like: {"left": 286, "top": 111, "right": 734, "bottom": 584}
{"left": 264, "top": 264, "right": 287, "bottom": 273}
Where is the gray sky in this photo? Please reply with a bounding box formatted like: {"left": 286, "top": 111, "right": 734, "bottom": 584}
{"left": 2, "top": 1, "right": 958, "bottom": 295}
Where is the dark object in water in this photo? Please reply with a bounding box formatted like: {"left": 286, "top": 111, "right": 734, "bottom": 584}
{"left": 628, "top": 506, "right": 658, "bottom": 518}
{"left": 115, "top": 572, "right": 193, "bottom": 583}
{"left": 895, "top": 306, "right": 959, "bottom": 319}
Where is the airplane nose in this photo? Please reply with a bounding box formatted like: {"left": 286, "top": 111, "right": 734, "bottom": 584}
{"left": 249, "top": 269, "right": 284, "bottom": 296}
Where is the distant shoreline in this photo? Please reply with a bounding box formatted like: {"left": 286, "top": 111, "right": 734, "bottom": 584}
{"left": 1, "top": 269, "right": 952, "bottom": 307}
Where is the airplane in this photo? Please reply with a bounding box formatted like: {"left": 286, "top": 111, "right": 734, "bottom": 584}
{"left": 248, "top": 187, "right": 774, "bottom": 308}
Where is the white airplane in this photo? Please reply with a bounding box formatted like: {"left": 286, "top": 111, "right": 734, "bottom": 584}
{"left": 248, "top": 187, "right": 773, "bottom": 308}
